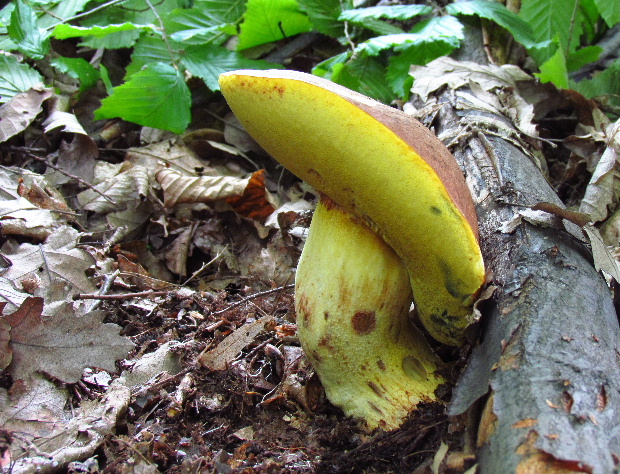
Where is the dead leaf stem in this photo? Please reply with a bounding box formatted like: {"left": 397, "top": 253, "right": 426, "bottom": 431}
{"left": 73, "top": 290, "right": 168, "bottom": 300}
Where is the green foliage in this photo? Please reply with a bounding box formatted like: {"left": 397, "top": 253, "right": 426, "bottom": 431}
{"left": 339, "top": 5, "right": 432, "bottom": 22}
{"left": 51, "top": 56, "right": 99, "bottom": 93}
{"left": 95, "top": 63, "right": 191, "bottom": 134}
{"left": 181, "top": 44, "right": 282, "bottom": 91}
{"left": 8, "top": 0, "right": 48, "bottom": 59}
{"left": 1, "top": 0, "right": 617, "bottom": 132}
{"left": 297, "top": 0, "right": 350, "bottom": 38}
{"left": 518, "top": 0, "right": 619, "bottom": 99}
{"left": 0, "top": 54, "right": 43, "bottom": 103}
{"left": 237, "top": 0, "right": 313, "bottom": 50}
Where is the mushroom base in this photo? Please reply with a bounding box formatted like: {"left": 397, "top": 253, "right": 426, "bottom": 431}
{"left": 295, "top": 198, "right": 444, "bottom": 431}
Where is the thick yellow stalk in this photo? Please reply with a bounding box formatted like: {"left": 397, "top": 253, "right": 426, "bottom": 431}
{"left": 296, "top": 198, "right": 444, "bottom": 430}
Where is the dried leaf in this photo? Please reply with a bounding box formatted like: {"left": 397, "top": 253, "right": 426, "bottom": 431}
{"left": 0, "top": 197, "right": 59, "bottom": 240}
{"left": 45, "top": 134, "right": 98, "bottom": 186}
{"left": 1, "top": 226, "right": 96, "bottom": 296}
{"left": 4, "top": 378, "right": 130, "bottom": 474}
{"left": 43, "top": 110, "right": 87, "bottom": 134}
{"left": 199, "top": 316, "right": 275, "bottom": 370}
{"left": 579, "top": 120, "right": 620, "bottom": 222}
{"left": 0, "top": 277, "right": 30, "bottom": 314}
{"left": 0, "top": 375, "right": 70, "bottom": 437}
{"left": 156, "top": 168, "right": 251, "bottom": 207}
{"left": 4, "top": 297, "right": 135, "bottom": 383}
{"left": 583, "top": 224, "right": 620, "bottom": 281}
{"left": 126, "top": 139, "right": 207, "bottom": 179}
{"left": 0, "top": 87, "right": 52, "bottom": 143}
{"left": 0, "top": 312, "right": 10, "bottom": 370}
{"left": 77, "top": 165, "right": 150, "bottom": 213}
{"left": 410, "top": 57, "right": 531, "bottom": 101}
{"left": 225, "top": 169, "right": 275, "bottom": 221}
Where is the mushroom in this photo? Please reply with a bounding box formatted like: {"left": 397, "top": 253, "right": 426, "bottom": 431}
{"left": 219, "top": 70, "right": 485, "bottom": 429}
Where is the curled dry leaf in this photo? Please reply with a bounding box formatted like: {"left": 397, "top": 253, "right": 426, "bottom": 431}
{"left": 43, "top": 110, "right": 88, "bottom": 134}
{"left": 157, "top": 168, "right": 274, "bottom": 221}
{"left": 0, "top": 197, "right": 61, "bottom": 240}
{"left": 77, "top": 164, "right": 150, "bottom": 214}
{"left": 579, "top": 120, "right": 620, "bottom": 223}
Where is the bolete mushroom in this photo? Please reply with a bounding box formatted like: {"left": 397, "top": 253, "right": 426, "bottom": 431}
{"left": 219, "top": 70, "right": 485, "bottom": 429}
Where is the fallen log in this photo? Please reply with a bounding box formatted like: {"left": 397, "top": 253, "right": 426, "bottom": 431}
{"left": 415, "top": 61, "right": 620, "bottom": 473}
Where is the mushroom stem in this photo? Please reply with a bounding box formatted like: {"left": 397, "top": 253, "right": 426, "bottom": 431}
{"left": 296, "top": 197, "right": 444, "bottom": 430}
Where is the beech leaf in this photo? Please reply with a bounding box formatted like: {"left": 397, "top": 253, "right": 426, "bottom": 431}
{"left": 4, "top": 297, "right": 135, "bottom": 383}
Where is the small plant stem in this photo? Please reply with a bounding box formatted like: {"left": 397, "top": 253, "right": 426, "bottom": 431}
{"left": 566, "top": 0, "right": 580, "bottom": 56}
{"left": 144, "top": 0, "right": 179, "bottom": 69}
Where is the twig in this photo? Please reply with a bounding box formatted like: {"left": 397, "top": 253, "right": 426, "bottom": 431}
{"left": 144, "top": 0, "right": 178, "bottom": 69}
{"left": 24, "top": 152, "right": 117, "bottom": 205}
{"left": 182, "top": 247, "right": 227, "bottom": 286}
{"left": 86, "top": 269, "right": 120, "bottom": 312}
{"left": 212, "top": 284, "right": 295, "bottom": 316}
{"left": 73, "top": 290, "right": 168, "bottom": 300}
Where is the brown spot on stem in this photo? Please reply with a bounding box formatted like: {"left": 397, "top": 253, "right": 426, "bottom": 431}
{"left": 377, "top": 360, "right": 386, "bottom": 371}
{"left": 367, "top": 381, "right": 382, "bottom": 396}
{"left": 319, "top": 334, "right": 334, "bottom": 350}
{"left": 352, "top": 311, "right": 376, "bottom": 335}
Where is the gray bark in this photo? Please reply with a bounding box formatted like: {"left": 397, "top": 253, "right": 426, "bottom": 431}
{"left": 433, "top": 93, "right": 620, "bottom": 473}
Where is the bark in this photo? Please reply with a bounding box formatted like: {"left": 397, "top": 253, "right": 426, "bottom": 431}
{"left": 430, "top": 88, "right": 620, "bottom": 473}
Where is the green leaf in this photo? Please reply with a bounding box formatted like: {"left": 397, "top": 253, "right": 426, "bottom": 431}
{"left": 99, "top": 64, "right": 113, "bottom": 95}
{"left": 356, "top": 18, "right": 404, "bottom": 35}
{"left": 192, "top": 0, "right": 245, "bottom": 24}
{"left": 80, "top": 29, "right": 143, "bottom": 49}
{"left": 387, "top": 40, "right": 457, "bottom": 98}
{"left": 95, "top": 63, "right": 191, "bottom": 134}
{"left": 182, "top": 44, "right": 283, "bottom": 91}
{"left": 339, "top": 4, "right": 431, "bottom": 22}
{"left": 358, "top": 16, "right": 462, "bottom": 56}
{"left": 0, "top": 54, "right": 43, "bottom": 103}
{"left": 566, "top": 45, "right": 602, "bottom": 72}
{"left": 331, "top": 53, "right": 394, "bottom": 103}
{"left": 53, "top": 22, "right": 154, "bottom": 39}
{"left": 297, "top": 0, "right": 350, "bottom": 38}
{"left": 168, "top": 20, "right": 226, "bottom": 44}
{"left": 126, "top": 35, "right": 178, "bottom": 78}
{"left": 125, "top": 36, "right": 176, "bottom": 78}
{"left": 594, "top": 0, "right": 619, "bottom": 26}
{"left": 519, "top": 0, "right": 582, "bottom": 54}
{"left": 237, "top": 0, "right": 313, "bottom": 50}
{"left": 570, "top": 60, "right": 619, "bottom": 101}
{"left": 51, "top": 57, "right": 99, "bottom": 93}
{"left": 408, "top": 15, "right": 464, "bottom": 39}
{"left": 536, "top": 45, "right": 568, "bottom": 88}
{"left": 312, "top": 51, "right": 350, "bottom": 80}
{"left": 447, "top": 0, "right": 535, "bottom": 47}
{"left": 165, "top": 4, "right": 239, "bottom": 45}
{"left": 8, "top": 0, "right": 48, "bottom": 59}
